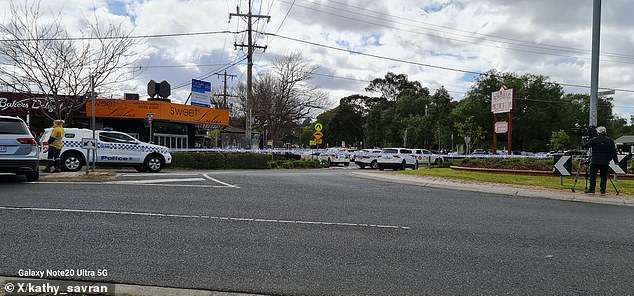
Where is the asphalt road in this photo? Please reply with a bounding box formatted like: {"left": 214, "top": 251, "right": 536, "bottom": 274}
{"left": 1, "top": 169, "right": 633, "bottom": 295}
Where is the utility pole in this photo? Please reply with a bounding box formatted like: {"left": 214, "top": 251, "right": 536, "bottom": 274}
{"left": 230, "top": 1, "right": 270, "bottom": 149}
{"left": 589, "top": 0, "right": 601, "bottom": 126}
{"left": 214, "top": 70, "right": 238, "bottom": 109}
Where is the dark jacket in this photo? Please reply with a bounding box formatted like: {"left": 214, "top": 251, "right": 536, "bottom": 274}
{"left": 582, "top": 135, "right": 618, "bottom": 165}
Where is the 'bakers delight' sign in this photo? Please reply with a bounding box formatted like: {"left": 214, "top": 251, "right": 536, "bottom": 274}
{"left": 0, "top": 96, "right": 59, "bottom": 115}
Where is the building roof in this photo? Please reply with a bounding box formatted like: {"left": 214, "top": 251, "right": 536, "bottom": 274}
{"left": 614, "top": 136, "right": 634, "bottom": 145}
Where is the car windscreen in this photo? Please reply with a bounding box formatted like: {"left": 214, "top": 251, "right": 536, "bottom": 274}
{"left": 0, "top": 119, "right": 30, "bottom": 134}
{"left": 382, "top": 149, "right": 398, "bottom": 154}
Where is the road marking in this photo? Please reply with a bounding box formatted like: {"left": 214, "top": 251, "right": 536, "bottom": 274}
{"left": 113, "top": 178, "right": 206, "bottom": 184}
{"left": 203, "top": 174, "right": 240, "bottom": 188}
{"left": 119, "top": 173, "right": 202, "bottom": 177}
{"left": 29, "top": 181, "right": 236, "bottom": 188}
{"left": 0, "top": 206, "right": 410, "bottom": 230}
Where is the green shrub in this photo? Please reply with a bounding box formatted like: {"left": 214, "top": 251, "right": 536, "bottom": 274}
{"left": 267, "top": 159, "right": 324, "bottom": 169}
{"left": 457, "top": 157, "right": 552, "bottom": 171}
{"left": 171, "top": 152, "right": 269, "bottom": 169}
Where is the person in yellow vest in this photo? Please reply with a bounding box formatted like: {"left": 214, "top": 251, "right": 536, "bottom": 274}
{"left": 45, "top": 119, "right": 65, "bottom": 173}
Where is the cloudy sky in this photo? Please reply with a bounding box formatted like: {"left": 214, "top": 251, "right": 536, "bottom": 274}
{"left": 2, "top": 0, "right": 634, "bottom": 122}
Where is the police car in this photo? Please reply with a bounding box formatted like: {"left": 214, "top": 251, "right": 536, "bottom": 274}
{"left": 39, "top": 128, "right": 172, "bottom": 172}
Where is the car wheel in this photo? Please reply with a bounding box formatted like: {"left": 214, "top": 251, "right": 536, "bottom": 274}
{"left": 144, "top": 155, "right": 164, "bottom": 173}
{"left": 25, "top": 170, "right": 39, "bottom": 182}
{"left": 344, "top": 162, "right": 349, "bottom": 167}
{"left": 61, "top": 152, "right": 84, "bottom": 172}
{"left": 134, "top": 165, "right": 148, "bottom": 172}
{"left": 370, "top": 160, "right": 378, "bottom": 169}
{"left": 400, "top": 161, "right": 406, "bottom": 171}
{"left": 358, "top": 164, "right": 365, "bottom": 169}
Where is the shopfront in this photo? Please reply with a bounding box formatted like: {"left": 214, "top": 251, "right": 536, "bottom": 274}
{"left": 0, "top": 92, "right": 230, "bottom": 148}
{"left": 86, "top": 98, "right": 229, "bottom": 148}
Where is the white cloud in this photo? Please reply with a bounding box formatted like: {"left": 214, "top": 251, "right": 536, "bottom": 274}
{"left": 1, "top": 0, "right": 633, "bottom": 121}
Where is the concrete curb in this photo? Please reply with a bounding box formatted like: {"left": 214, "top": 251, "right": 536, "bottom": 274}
{"left": 38, "top": 171, "right": 118, "bottom": 182}
{"left": 0, "top": 277, "right": 265, "bottom": 296}
{"left": 349, "top": 172, "right": 634, "bottom": 207}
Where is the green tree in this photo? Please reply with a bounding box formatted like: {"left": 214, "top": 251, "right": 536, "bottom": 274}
{"left": 453, "top": 69, "right": 610, "bottom": 152}
{"left": 365, "top": 72, "right": 424, "bottom": 101}
{"left": 327, "top": 97, "right": 365, "bottom": 147}
{"left": 0, "top": 0, "right": 139, "bottom": 122}
{"left": 549, "top": 130, "right": 570, "bottom": 152}
{"left": 455, "top": 115, "right": 485, "bottom": 153}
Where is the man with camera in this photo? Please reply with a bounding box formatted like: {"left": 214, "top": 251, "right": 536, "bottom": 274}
{"left": 582, "top": 126, "right": 618, "bottom": 195}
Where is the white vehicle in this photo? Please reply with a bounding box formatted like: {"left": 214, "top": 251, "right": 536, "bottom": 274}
{"left": 0, "top": 116, "right": 39, "bottom": 181}
{"left": 354, "top": 149, "right": 382, "bottom": 169}
{"left": 377, "top": 148, "right": 418, "bottom": 170}
{"left": 318, "top": 148, "right": 350, "bottom": 167}
{"left": 412, "top": 148, "right": 444, "bottom": 165}
{"left": 39, "top": 128, "right": 172, "bottom": 172}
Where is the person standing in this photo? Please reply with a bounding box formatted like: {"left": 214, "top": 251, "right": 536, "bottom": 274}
{"left": 45, "top": 119, "right": 65, "bottom": 173}
{"left": 582, "top": 126, "right": 618, "bottom": 196}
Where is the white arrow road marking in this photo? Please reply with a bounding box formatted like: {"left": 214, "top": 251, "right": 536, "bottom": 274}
{"left": 554, "top": 156, "right": 571, "bottom": 176}
{"left": 203, "top": 174, "right": 239, "bottom": 188}
{"left": 112, "top": 178, "right": 206, "bottom": 184}
{"left": 0, "top": 206, "right": 410, "bottom": 230}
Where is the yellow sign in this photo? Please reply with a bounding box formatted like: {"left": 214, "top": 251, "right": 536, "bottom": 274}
{"left": 86, "top": 99, "right": 229, "bottom": 126}
{"left": 314, "top": 123, "right": 323, "bottom": 131}
{"left": 313, "top": 131, "right": 323, "bottom": 139}
{"left": 315, "top": 138, "right": 322, "bottom": 145}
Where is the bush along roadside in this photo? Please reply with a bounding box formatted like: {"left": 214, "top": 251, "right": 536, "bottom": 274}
{"left": 171, "top": 152, "right": 270, "bottom": 169}
{"left": 456, "top": 158, "right": 552, "bottom": 171}
{"left": 268, "top": 159, "right": 327, "bottom": 169}
{"left": 171, "top": 152, "right": 326, "bottom": 170}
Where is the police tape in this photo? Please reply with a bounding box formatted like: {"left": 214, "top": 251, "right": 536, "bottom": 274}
{"left": 168, "top": 148, "right": 551, "bottom": 159}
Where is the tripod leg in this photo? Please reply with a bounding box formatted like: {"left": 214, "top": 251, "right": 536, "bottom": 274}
{"left": 584, "top": 161, "right": 589, "bottom": 190}
{"left": 609, "top": 174, "right": 620, "bottom": 195}
{"left": 570, "top": 159, "right": 584, "bottom": 192}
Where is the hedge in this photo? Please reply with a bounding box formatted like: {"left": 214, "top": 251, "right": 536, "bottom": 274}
{"left": 457, "top": 158, "right": 552, "bottom": 171}
{"left": 268, "top": 159, "right": 326, "bottom": 169}
{"left": 171, "top": 152, "right": 270, "bottom": 169}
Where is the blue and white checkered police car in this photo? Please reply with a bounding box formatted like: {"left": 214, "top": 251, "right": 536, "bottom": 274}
{"left": 39, "top": 128, "right": 172, "bottom": 172}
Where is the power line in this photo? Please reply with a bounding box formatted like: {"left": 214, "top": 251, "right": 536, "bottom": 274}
{"left": 263, "top": 32, "right": 482, "bottom": 75}
{"left": 280, "top": 0, "right": 634, "bottom": 64}
{"left": 263, "top": 32, "right": 634, "bottom": 94}
{"left": 172, "top": 56, "right": 247, "bottom": 90}
{"left": 0, "top": 30, "right": 243, "bottom": 42}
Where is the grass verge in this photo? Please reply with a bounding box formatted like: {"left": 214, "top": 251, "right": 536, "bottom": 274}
{"left": 399, "top": 168, "right": 634, "bottom": 196}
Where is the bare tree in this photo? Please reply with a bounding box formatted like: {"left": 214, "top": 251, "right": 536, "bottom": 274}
{"left": 236, "top": 52, "right": 328, "bottom": 147}
{"left": 0, "top": 1, "right": 139, "bottom": 121}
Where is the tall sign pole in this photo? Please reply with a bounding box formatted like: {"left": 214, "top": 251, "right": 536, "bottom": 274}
{"left": 90, "top": 75, "right": 96, "bottom": 172}
{"left": 491, "top": 87, "right": 514, "bottom": 155}
{"left": 589, "top": 0, "right": 601, "bottom": 126}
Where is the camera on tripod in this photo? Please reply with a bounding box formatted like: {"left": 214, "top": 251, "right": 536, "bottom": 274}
{"left": 571, "top": 124, "right": 598, "bottom": 141}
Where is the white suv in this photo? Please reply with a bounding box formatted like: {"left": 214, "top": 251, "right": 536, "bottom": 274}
{"left": 39, "top": 128, "right": 172, "bottom": 172}
{"left": 318, "top": 148, "right": 350, "bottom": 167}
{"left": 354, "top": 149, "right": 382, "bottom": 169}
{"left": 377, "top": 148, "right": 418, "bottom": 170}
{"left": 412, "top": 148, "right": 444, "bottom": 165}
{"left": 0, "top": 116, "right": 39, "bottom": 181}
